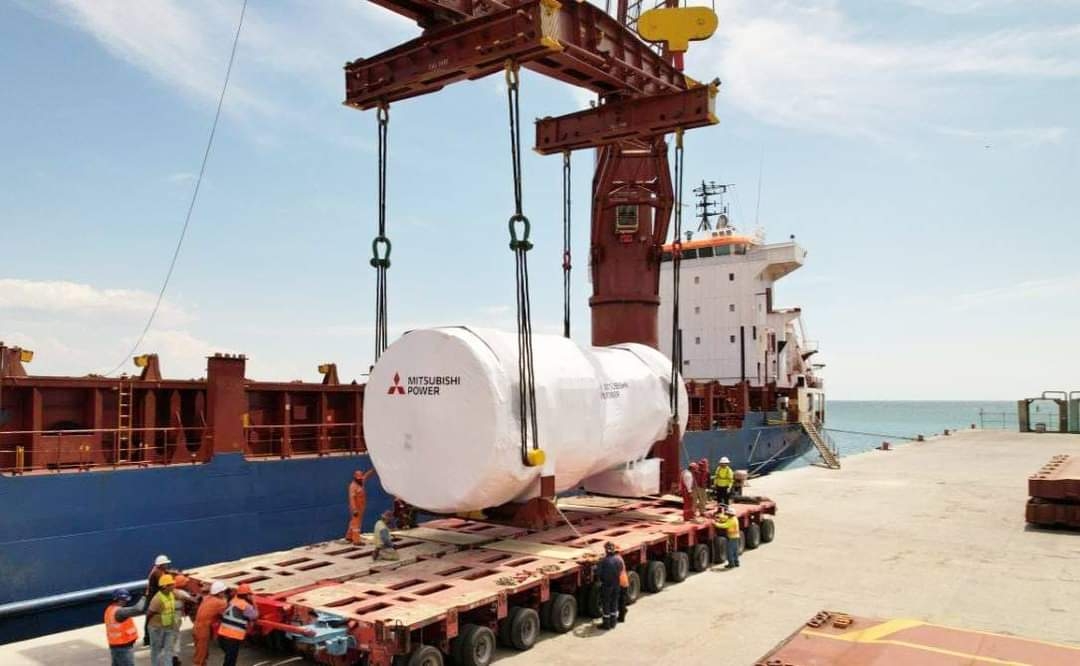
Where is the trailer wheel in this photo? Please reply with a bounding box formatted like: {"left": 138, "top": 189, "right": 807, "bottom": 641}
{"left": 744, "top": 523, "right": 761, "bottom": 550}
{"left": 666, "top": 551, "right": 689, "bottom": 583}
{"left": 689, "top": 544, "right": 710, "bottom": 572}
{"left": 451, "top": 624, "right": 495, "bottom": 666}
{"left": 579, "top": 581, "right": 603, "bottom": 618}
{"left": 760, "top": 517, "right": 776, "bottom": 543}
{"left": 643, "top": 560, "right": 667, "bottom": 593}
{"left": 624, "top": 570, "right": 641, "bottom": 605}
{"left": 545, "top": 592, "right": 577, "bottom": 633}
{"left": 711, "top": 536, "right": 727, "bottom": 565}
{"left": 407, "top": 645, "right": 444, "bottom": 666}
{"left": 507, "top": 607, "right": 540, "bottom": 650}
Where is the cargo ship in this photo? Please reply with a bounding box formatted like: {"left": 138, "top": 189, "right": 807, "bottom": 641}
{"left": 0, "top": 348, "right": 390, "bottom": 643}
{"left": 659, "top": 183, "right": 831, "bottom": 475}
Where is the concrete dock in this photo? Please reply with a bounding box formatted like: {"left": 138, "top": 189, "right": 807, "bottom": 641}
{"left": 4, "top": 429, "right": 1079, "bottom": 665}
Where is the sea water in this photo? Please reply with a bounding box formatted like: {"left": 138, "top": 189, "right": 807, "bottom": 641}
{"left": 818, "top": 400, "right": 1021, "bottom": 459}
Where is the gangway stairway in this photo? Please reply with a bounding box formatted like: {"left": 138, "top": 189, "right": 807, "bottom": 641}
{"left": 803, "top": 420, "right": 841, "bottom": 469}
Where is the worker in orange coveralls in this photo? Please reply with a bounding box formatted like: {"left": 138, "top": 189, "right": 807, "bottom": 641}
{"left": 192, "top": 581, "right": 228, "bottom": 666}
{"left": 346, "top": 468, "right": 377, "bottom": 544}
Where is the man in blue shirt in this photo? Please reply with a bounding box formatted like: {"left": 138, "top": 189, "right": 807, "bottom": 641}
{"left": 373, "top": 510, "right": 399, "bottom": 561}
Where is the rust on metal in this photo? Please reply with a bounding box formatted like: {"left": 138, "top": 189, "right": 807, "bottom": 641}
{"left": 757, "top": 610, "right": 1080, "bottom": 665}
{"left": 1029, "top": 454, "right": 1080, "bottom": 500}
{"left": 0, "top": 351, "right": 365, "bottom": 475}
{"left": 535, "top": 85, "right": 718, "bottom": 155}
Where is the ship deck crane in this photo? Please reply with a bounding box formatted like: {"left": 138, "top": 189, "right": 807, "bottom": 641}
{"left": 345, "top": 0, "right": 720, "bottom": 499}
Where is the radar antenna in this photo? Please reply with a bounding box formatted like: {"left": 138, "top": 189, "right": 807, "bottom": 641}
{"left": 693, "top": 181, "right": 733, "bottom": 232}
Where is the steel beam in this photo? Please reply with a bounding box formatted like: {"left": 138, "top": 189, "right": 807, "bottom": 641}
{"left": 344, "top": 0, "right": 686, "bottom": 110}
{"left": 534, "top": 84, "right": 717, "bottom": 154}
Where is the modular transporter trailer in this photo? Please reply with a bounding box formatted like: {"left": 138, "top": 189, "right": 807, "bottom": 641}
{"left": 183, "top": 494, "right": 777, "bottom": 666}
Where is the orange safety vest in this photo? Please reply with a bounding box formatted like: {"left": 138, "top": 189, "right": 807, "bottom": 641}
{"left": 104, "top": 604, "right": 139, "bottom": 647}
{"left": 217, "top": 598, "right": 251, "bottom": 641}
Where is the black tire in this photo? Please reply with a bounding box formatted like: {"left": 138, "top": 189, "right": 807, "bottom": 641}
{"left": 760, "top": 517, "right": 776, "bottom": 543}
{"left": 498, "top": 612, "right": 513, "bottom": 647}
{"left": 689, "top": 544, "right": 710, "bottom": 572}
{"left": 546, "top": 592, "right": 577, "bottom": 633}
{"left": 451, "top": 624, "right": 495, "bottom": 666}
{"left": 666, "top": 552, "right": 689, "bottom": 583}
{"left": 711, "top": 536, "right": 727, "bottom": 565}
{"left": 507, "top": 607, "right": 540, "bottom": 651}
{"left": 579, "top": 581, "right": 603, "bottom": 619}
{"left": 744, "top": 523, "right": 761, "bottom": 550}
{"left": 624, "top": 570, "right": 641, "bottom": 605}
{"left": 408, "top": 645, "right": 444, "bottom": 666}
{"left": 643, "top": 560, "right": 666, "bottom": 593}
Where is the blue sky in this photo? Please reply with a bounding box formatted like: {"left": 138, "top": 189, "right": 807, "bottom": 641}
{"left": 1, "top": 0, "right": 1077, "bottom": 399}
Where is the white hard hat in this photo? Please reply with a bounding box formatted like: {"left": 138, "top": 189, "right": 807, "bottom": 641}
{"left": 209, "top": 581, "right": 227, "bottom": 595}
{"left": 154, "top": 554, "right": 171, "bottom": 566}
{"left": 725, "top": 507, "right": 736, "bottom": 516}
{"left": 719, "top": 457, "right": 731, "bottom": 464}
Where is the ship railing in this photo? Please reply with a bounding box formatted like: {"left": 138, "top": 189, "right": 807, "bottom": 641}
{"left": 686, "top": 412, "right": 745, "bottom": 430}
{"left": 0, "top": 426, "right": 207, "bottom": 476}
{"left": 242, "top": 422, "right": 364, "bottom": 459}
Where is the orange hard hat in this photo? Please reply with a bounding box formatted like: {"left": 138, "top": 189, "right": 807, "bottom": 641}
{"left": 236, "top": 583, "right": 253, "bottom": 595}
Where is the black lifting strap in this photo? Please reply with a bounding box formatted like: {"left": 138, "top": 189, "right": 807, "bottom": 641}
{"left": 371, "top": 103, "right": 391, "bottom": 363}
{"left": 669, "top": 129, "right": 685, "bottom": 431}
{"left": 505, "top": 61, "right": 540, "bottom": 466}
{"left": 562, "top": 150, "right": 572, "bottom": 339}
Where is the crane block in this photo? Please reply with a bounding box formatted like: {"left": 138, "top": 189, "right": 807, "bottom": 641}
{"left": 637, "top": 6, "right": 718, "bottom": 53}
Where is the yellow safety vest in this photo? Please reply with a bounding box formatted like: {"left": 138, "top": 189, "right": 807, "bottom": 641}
{"left": 154, "top": 591, "right": 176, "bottom": 629}
{"left": 714, "top": 515, "right": 740, "bottom": 539}
{"left": 713, "top": 466, "right": 734, "bottom": 489}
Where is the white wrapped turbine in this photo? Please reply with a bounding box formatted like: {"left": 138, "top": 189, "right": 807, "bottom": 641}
{"left": 363, "top": 327, "right": 688, "bottom": 513}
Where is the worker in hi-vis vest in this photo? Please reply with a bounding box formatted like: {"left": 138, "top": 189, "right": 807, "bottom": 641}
{"left": 714, "top": 506, "right": 741, "bottom": 569}
{"left": 218, "top": 583, "right": 259, "bottom": 666}
{"left": 713, "top": 456, "right": 735, "bottom": 504}
{"left": 104, "top": 588, "right": 145, "bottom": 666}
{"left": 346, "top": 468, "right": 377, "bottom": 544}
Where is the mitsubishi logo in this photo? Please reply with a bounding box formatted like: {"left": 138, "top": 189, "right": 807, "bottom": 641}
{"left": 387, "top": 373, "right": 405, "bottom": 395}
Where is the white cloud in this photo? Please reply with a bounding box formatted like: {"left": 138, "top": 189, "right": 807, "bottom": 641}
{"left": 0, "top": 278, "right": 190, "bottom": 326}
{"left": 47, "top": 0, "right": 271, "bottom": 117}
{"left": 687, "top": 1, "right": 1080, "bottom": 138}
{"left": 935, "top": 126, "right": 1069, "bottom": 147}
{"left": 35, "top": 0, "right": 416, "bottom": 126}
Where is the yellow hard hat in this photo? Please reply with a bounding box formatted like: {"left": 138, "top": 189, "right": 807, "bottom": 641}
{"left": 158, "top": 574, "right": 175, "bottom": 587}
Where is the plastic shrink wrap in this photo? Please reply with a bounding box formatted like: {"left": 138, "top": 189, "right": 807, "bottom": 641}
{"left": 363, "top": 327, "right": 687, "bottom": 513}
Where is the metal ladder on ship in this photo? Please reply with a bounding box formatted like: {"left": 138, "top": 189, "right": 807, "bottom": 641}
{"left": 803, "top": 419, "right": 841, "bottom": 469}
{"left": 117, "top": 380, "right": 133, "bottom": 464}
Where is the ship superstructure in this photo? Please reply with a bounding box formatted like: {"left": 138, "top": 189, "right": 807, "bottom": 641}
{"left": 658, "top": 184, "right": 831, "bottom": 473}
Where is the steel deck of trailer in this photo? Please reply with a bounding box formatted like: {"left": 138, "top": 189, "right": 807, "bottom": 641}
{"left": 185, "top": 494, "right": 777, "bottom": 665}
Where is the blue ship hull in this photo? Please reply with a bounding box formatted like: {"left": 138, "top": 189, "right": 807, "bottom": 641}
{"left": 0, "top": 453, "right": 392, "bottom": 644}
{"left": 0, "top": 416, "right": 808, "bottom": 643}
{"left": 682, "top": 413, "right": 813, "bottom": 476}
